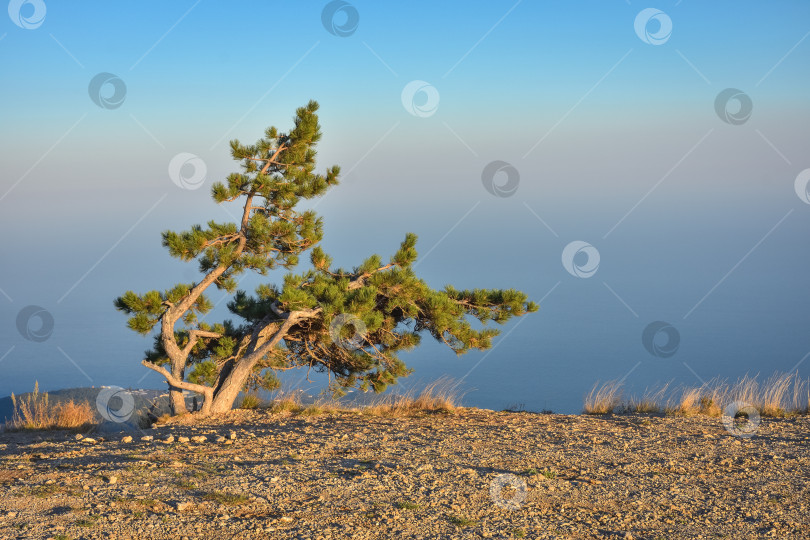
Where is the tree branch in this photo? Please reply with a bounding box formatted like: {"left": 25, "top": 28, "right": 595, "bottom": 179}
{"left": 260, "top": 144, "right": 287, "bottom": 174}
{"left": 347, "top": 263, "right": 397, "bottom": 290}
{"left": 180, "top": 330, "right": 223, "bottom": 357}
{"left": 141, "top": 360, "right": 213, "bottom": 398}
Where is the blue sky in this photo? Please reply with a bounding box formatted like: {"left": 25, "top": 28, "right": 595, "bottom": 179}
{"left": 1, "top": 1, "right": 810, "bottom": 412}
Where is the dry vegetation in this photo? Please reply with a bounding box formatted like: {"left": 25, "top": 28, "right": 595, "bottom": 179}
{"left": 583, "top": 371, "right": 810, "bottom": 417}
{"left": 4, "top": 381, "right": 95, "bottom": 431}
{"left": 254, "top": 378, "right": 461, "bottom": 418}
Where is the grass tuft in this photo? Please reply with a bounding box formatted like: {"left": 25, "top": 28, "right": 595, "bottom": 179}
{"left": 238, "top": 392, "right": 262, "bottom": 410}
{"left": 583, "top": 372, "right": 810, "bottom": 417}
{"left": 583, "top": 380, "right": 623, "bottom": 415}
{"left": 203, "top": 491, "right": 250, "bottom": 506}
{"left": 5, "top": 382, "right": 95, "bottom": 431}
{"left": 362, "top": 378, "right": 462, "bottom": 417}
{"left": 448, "top": 514, "right": 478, "bottom": 527}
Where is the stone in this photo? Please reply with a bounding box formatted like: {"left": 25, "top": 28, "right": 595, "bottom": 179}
{"left": 121, "top": 436, "right": 133, "bottom": 443}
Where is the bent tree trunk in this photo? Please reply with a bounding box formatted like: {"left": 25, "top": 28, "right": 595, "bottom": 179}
{"left": 207, "top": 376, "right": 246, "bottom": 415}
{"left": 144, "top": 308, "right": 319, "bottom": 417}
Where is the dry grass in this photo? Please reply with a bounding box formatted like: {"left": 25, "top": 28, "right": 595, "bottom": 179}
{"left": 5, "top": 381, "right": 95, "bottom": 431}
{"left": 362, "top": 378, "right": 461, "bottom": 416}
{"left": 238, "top": 393, "right": 262, "bottom": 410}
{"left": 628, "top": 383, "right": 670, "bottom": 414}
{"left": 583, "top": 380, "right": 623, "bottom": 414}
{"left": 583, "top": 372, "right": 810, "bottom": 417}
{"left": 263, "top": 378, "right": 462, "bottom": 417}
{"left": 265, "top": 388, "right": 306, "bottom": 414}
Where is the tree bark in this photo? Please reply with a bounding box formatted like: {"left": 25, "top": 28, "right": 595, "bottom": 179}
{"left": 142, "top": 360, "right": 214, "bottom": 415}
{"left": 207, "top": 308, "right": 322, "bottom": 414}
{"left": 169, "top": 373, "right": 187, "bottom": 415}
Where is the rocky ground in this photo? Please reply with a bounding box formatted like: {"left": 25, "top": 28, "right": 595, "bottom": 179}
{"left": 0, "top": 408, "right": 808, "bottom": 539}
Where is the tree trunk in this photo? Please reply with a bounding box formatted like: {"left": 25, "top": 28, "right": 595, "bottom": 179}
{"left": 169, "top": 364, "right": 188, "bottom": 415}
{"left": 208, "top": 376, "right": 245, "bottom": 415}
{"left": 169, "top": 385, "right": 187, "bottom": 415}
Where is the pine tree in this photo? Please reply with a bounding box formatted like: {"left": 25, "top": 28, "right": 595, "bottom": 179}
{"left": 115, "top": 101, "right": 538, "bottom": 416}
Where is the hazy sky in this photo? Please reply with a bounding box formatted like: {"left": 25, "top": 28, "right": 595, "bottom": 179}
{"left": 2, "top": 1, "right": 809, "bottom": 412}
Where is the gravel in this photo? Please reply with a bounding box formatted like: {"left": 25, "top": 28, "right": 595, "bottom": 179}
{"left": 0, "top": 408, "right": 808, "bottom": 539}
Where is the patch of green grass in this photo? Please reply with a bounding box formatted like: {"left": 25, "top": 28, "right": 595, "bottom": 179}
{"left": 74, "top": 515, "right": 99, "bottom": 527}
{"left": 513, "top": 529, "right": 527, "bottom": 538}
{"left": 28, "top": 483, "right": 63, "bottom": 498}
{"left": 203, "top": 491, "right": 250, "bottom": 506}
{"left": 53, "top": 535, "right": 71, "bottom": 540}
{"left": 135, "top": 498, "right": 158, "bottom": 506}
{"left": 448, "top": 514, "right": 478, "bottom": 527}
{"left": 176, "top": 479, "right": 197, "bottom": 490}
{"left": 396, "top": 500, "right": 419, "bottom": 510}
{"left": 523, "top": 468, "right": 556, "bottom": 479}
